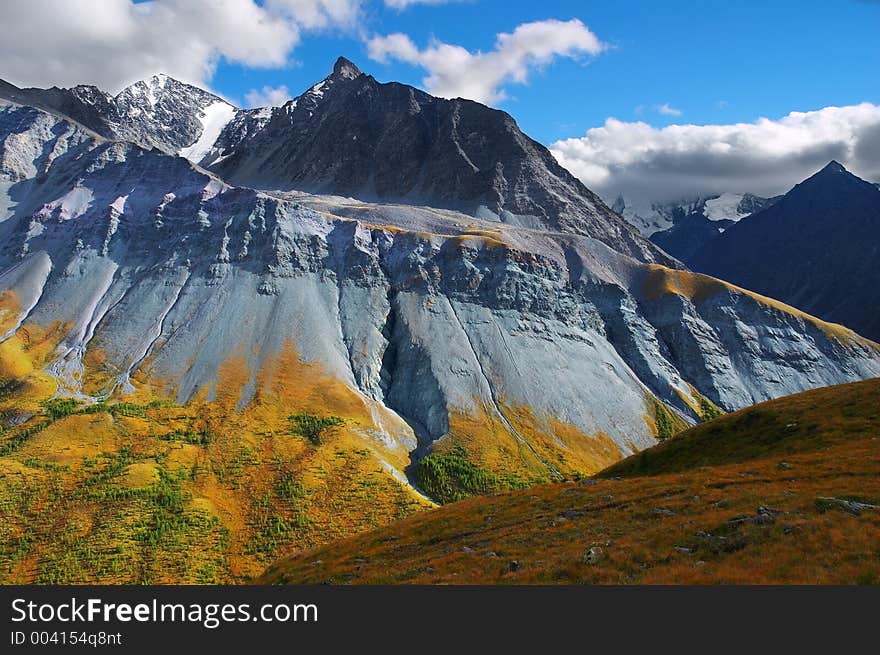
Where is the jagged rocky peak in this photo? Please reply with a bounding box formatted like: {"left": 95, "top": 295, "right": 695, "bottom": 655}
{"left": 0, "top": 72, "right": 234, "bottom": 158}
{"left": 68, "top": 83, "right": 111, "bottom": 104}
{"left": 114, "top": 72, "right": 219, "bottom": 105}
{"left": 116, "top": 72, "right": 172, "bottom": 103}
{"left": 297, "top": 57, "right": 364, "bottom": 103}
{"left": 208, "top": 57, "right": 668, "bottom": 265}
{"left": 331, "top": 56, "right": 362, "bottom": 81}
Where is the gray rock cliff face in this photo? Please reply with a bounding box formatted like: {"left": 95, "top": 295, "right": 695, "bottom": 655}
{"left": 2, "top": 98, "right": 879, "bottom": 484}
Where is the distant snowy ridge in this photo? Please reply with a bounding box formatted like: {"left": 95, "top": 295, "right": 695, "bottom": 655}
{"left": 0, "top": 73, "right": 239, "bottom": 165}
{"left": 613, "top": 192, "right": 776, "bottom": 237}
{"left": 704, "top": 193, "right": 751, "bottom": 222}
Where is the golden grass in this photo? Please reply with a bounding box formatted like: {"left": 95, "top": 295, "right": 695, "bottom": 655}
{"left": 503, "top": 403, "right": 622, "bottom": 476}
{"left": 118, "top": 461, "right": 161, "bottom": 489}
{"left": 0, "top": 320, "right": 66, "bottom": 418}
{"left": 430, "top": 400, "right": 624, "bottom": 492}
{"left": 17, "top": 413, "right": 120, "bottom": 466}
{"left": 603, "top": 377, "right": 880, "bottom": 478}
{"left": 259, "top": 378, "right": 880, "bottom": 585}
{"left": 0, "top": 331, "right": 430, "bottom": 584}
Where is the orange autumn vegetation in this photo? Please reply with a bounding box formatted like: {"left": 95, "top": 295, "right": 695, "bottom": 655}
{"left": 0, "top": 328, "right": 430, "bottom": 584}
{"left": 0, "top": 312, "right": 70, "bottom": 419}
{"left": 429, "top": 400, "right": 623, "bottom": 490}
{"left": 259, "top": 378, "right": 880, "bottom": 585}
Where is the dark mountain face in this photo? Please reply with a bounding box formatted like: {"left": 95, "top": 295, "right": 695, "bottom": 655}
{"left": 208, "top": 58, "right": 669, "bottom": 265}
{"left": 650, "top": 212, "right": 733, "bottom": 262}
{"left": 690, "top": 161, "right": 880, "bottom": 341}
{"left": 644, "top": 193, "right": 779, "bottom": 263}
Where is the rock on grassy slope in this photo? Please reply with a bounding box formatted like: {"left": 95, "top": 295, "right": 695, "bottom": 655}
{"left": 259, "top": 378, "right": 880, "bottom": 585}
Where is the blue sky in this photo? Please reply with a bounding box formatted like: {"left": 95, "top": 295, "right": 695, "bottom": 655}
{"left": 205, "top": 0, "right": 880, "bottom": 144}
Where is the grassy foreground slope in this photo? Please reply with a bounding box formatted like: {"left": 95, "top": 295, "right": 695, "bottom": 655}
{"left": 599, "top": 377, "right": 880, "bottom": 478}
{"left": 259, "top": 379, "right": 880, "bottom": 584}
{"left": 0, "top": 321, "right": 430, "bottom": 584}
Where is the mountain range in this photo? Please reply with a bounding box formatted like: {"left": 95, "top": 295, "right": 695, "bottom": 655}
{"left": 612, "top": 192, "right": 778, "bottom": 238}
{"left": 2, "top": 58, "right": 879, "bottom": 481}
{"left": 0, "top": 58, "right": 663, "bottom": 266}
{"left": 689, "top": 161, "right": 880, "bottom": 342}
{"left": 645, "top": 194, "right": 779, "bottom": 262}
{"left": 1, "top": 58, "right": 879, "bottom": 582}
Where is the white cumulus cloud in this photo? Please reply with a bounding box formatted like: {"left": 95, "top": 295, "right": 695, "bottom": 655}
{"left": 245, "top": 85, "right": 294, "bottom": 107}
{"left": 266, "top": 0, "right": 363, "bottom": 30}
{"left": 0, "top": 0, "right": 362, "bottom": 92}
{"left": 367, "top": 18, "right": 606, "bottom": 105}
{"left": 550, "top": 103, "right": 880, "bottom": 203}
{"left": 656, "top": 103, "right": 682, "bottom": 116}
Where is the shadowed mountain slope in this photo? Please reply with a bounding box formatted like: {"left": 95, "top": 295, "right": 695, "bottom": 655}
{"left": 691, "top": 162, "right": 880, "bottom": 342}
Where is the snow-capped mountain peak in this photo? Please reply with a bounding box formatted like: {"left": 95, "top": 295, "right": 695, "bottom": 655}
{"left": 119, "top": 73, "right": 171, "bottom": 106}
{"left": 0, "top": 73, "right": 236, "bottom": 161}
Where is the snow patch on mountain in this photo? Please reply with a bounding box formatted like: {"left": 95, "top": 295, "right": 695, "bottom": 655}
{"left": 179, "top": 101, "right": 236, "bottom": 164}
{"left": 38, "top": 186, "right": 94, "bottom": 222}
{"left": 611, "top": 195, "right": 678, "bottom": 236}
{"left": 109, "top": 195, "right": 128, "bottom": 214}
{"left": 704, "top": 193, "right": 750, "bottom": 222}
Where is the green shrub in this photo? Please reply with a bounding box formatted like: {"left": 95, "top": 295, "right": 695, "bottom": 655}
{"left": 412, "top": 445, "right": 498, "bottom": 504}
{"left": 0, "top": 377, "right": 22, "bottom": 399}
{"left": 699, "top": 396, "right": 724, "bottom": 422}
{"left": 288, "top": 413, "right": 344, "bottom": 445}
{"left": 0, "top": 419, "right": 52, "bottom": 456}
{"left": 108, "top": 402, "right": 148, "bottom": 418}
{"left": 654, "top": 401, "right": 677, "bottom": 440}
{"left": 43, "top": 398, "right": 81, "bottom": 420}
{"left": 276, "top": 473, "right": 307, "bottom": 501}
{"left": 160, "top": 428, "right": 212, "bottom": 445}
